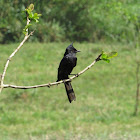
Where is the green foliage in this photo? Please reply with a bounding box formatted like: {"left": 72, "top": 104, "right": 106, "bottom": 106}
{"left": 28, "top": 3, "right": 34, "bottom": 11}
{"left": 25, "top": 9, "right": 41, "bottom": 23}
{"left": 22, "top": 4, "right": 41, "bottom": 35}
{"left": 22, "top": 24, "right": 32, "bottom": 35}
{"left": 101, "top": 51, "right": 118, "bottom": 63}
{"left": 89, "top": 0, "right": 140, "bottom": 43}
{"left": 0, "top": 0, "right": 139, "bottom": 43}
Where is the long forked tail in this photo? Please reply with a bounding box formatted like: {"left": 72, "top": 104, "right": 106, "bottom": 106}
{"left": 64, "top": 81, "right": 76, "bottom": 103}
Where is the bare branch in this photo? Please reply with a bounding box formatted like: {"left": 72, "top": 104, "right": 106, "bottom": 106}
{"left": 0, "top": 18, "right": 34, "bottom": 93}
{"left": 134, "top": 63, "right": 140, "bottom": 115}
{"left": 3, "top": 54, "right": 102, "bottom": 89}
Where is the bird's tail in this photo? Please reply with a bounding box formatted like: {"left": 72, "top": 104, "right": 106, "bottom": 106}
{"left": 64, "top": 81, "right": 76, "bottom": 103}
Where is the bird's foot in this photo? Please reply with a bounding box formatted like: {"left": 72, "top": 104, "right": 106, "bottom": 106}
{"left": 75, "top": 73, "right": 79, "bottom": 77}
{"left": 63, "top": 80, "right": 66, "bottom": 84}
{"left": 48, "top": 83, "right": 51, "bottom": 88}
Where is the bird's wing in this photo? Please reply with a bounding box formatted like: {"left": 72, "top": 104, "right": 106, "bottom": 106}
{"left": 57, "top": 56, "right": 70, "bottom": 80}
{"left": 66, "top": 54, "right": 77, "bottom": 67}
{"left": 73, "top": 57, "right": 77, "bottom": 67}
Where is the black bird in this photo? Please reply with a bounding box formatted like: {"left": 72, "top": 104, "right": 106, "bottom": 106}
{"left": 57, "top": 43, "right": 80, "bottom": 103}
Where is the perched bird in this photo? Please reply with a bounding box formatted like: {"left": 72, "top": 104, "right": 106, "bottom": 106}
{"left": 57, "top": 43, "right": 80, "bottom": 103}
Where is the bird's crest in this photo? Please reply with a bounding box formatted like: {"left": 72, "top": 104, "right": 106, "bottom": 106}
{"left": 71, "top": 42, "right": 73, "bottom": 46}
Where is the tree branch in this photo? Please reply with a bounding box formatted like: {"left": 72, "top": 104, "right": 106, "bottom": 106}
{"left": 0, "top": 18, "right": 34, "bottom": 93}
{"left": 134, "top": 62, "right": 140, "bottom": 115}
{"left": 3, "top": 54, "right": 102, "bottom": 89}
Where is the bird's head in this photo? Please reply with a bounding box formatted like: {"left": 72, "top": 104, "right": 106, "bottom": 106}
{"left": 64, "top": 42, "right": 80, "bottom": 56}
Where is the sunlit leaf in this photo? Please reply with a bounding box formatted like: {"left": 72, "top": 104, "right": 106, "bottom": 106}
{"left": 101, "top": 51, "right": 117, "bottom": 63}
{"left": 22, "top": 4, "right": 41, "bottom": 35}
{"left": 107, "top": 52, "right": 118, "bottom": 59}
{"left": 23, "top": 24, "right": 32, "bottom": 35}
{"left": 102, "top": 58, "right": 110, "bottom": 63}
{"left": 28, "top": 4, "right": 34, "bottom": 11}
{"left": 101, "top": 53, "right": 108, "bottom": 59}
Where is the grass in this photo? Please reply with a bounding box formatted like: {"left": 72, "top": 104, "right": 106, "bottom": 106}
{"left": 0, "top": 42, "right": 140, "bottom": 140}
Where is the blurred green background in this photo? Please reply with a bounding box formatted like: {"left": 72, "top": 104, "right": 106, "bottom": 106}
{"left": 0, "top": 0, "right": 139, "bottom": 43}
{"left": 0, "top": 0, "right": 140, "bottom": 140}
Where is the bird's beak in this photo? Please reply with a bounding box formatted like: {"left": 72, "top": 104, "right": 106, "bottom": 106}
{"left": 76, "top": 50, "right": 81, "bottom": 53}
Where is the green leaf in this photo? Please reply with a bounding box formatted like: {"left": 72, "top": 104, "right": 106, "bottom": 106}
{"left": 25, "top": 24, "right": 32, "bottom": 29}
{"left": 23, "top": 24, "right": 32, "bottom": 35}
{"left": 101, "top": 53, "right": 108, "bottom": 59}
{"left": 23, "top": 30, "right": 27, "bottom": 35}
{"left": 34, "top": 13, "right": 38, "bottom": 17}
{"left": 102, "top": 58, "right": 110, "bottom": 63}
{"left": 27, "top": 10, "right": 33, "bottom": 18}
{"left": 25, "top": 9, "right": 32, "bottom": 15}
{"left": 33, "top": 13, "right": 41, "bottom": 23}
{"left": 28, "top": 4, "right": 34, "bottom": 11}
{"left": 22, "top": 4, "right": 41, "bottom": 34}
{"left": 107, "top": 52, "right": 118, "bottom": 59}
{"left": 101, "top": 51, "right": 117, "bottom": 63}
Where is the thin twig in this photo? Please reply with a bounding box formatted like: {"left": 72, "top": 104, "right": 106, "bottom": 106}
{"left": 3, "top": 54, "right": 102, "bottom": 89}
{"left": 0, "top": 18, "right": 34, "bottom": 93}
{"left": 134, "top": 63, "right": 140, "bottom": 115}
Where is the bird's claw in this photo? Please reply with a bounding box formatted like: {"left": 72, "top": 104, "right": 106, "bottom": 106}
{"left": 48, "top": 83, "right": 51, "bottom": 88}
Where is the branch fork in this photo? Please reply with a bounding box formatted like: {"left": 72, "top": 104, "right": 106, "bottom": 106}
{"left": 0, "top": 17, "right": 34, "bottom": 93}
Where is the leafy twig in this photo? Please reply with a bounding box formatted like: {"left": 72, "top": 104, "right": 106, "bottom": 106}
{"left": 0, "top": 4, "right": 40, "bottom": 93}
